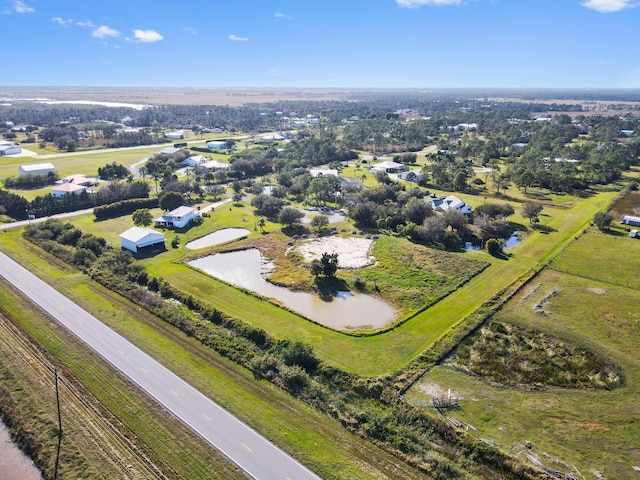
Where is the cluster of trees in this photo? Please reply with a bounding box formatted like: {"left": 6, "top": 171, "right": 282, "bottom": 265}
{"left": 97, "top": 162, "right": 129, "bottom": 180}
{"left": 3, "top": 172, "right": 59, "bottom": 189}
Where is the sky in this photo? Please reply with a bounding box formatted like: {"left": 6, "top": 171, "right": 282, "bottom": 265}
{"left": 1, "top": 0, "right": 639, "bottom": 89}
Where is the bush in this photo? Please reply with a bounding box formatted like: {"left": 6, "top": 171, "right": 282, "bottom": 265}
{"left": 486, "top": 238, "right": 502, "bottom": 256}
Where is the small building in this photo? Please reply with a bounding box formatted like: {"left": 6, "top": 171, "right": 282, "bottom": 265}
{"left": 165, "top": 130, "right": 185, "bottom": 140}
{"left": 51, "top": 183, "right": 87, "bottom": 198}
{"left": 0, "top": 142, "right": 21, "bottom": 156}
{"left": 369, "top": 160, "right": 408, "bottom": 174}
{"left": 201, "top": 160, "right": 229, "bottom": 171}
{"left": 623, "top": 215, "right": 640, "bottom": 226}
{"left": 630, "top": 229, "right": 638, "bottom": 238}
{"left": 154, "top": 206, "right": 198, "bottom": 229}
{"left": 309, "top": 168, "right": 339, "bottom": 178}
{"left": 156, "top": 146, "right": 181, "bottom": 155}
{"left": 19, "top": 163, "right": 56, "bottom": 176}
{"left": 206, "top": 140, "right": 230, "bottom": 151}
{"left": 184, "top": 155, "right": 207, "bottom": 167}
{"left": 119, "top": 227, "right": 166, "bottom": 253}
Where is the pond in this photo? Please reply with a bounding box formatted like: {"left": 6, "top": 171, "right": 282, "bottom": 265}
{"left": 0, "top": 421, "right": 42, "bottom": 480}
{"left": 188, "top": 249, "right": 396, "bottom": 330}
{"left": 465, "top": 232, "right": 522, "bottom": 251}
{"left": 185, "top": 228, "right": 251, "bottom": 250}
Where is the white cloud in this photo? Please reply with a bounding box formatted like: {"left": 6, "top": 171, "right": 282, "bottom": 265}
{"left": 581, "top": 0, "right": 638, "bottom": 12}
{"left": 92, "top": 25, "right": 120, "bottom": 39}
{"left": 275, "top": 12, "right": 293, "bottom": 20}
{"left": 51, "top": 17, "right": 73, "bottom": 26}
{"left": 396, "top": 0, "right": 463, "bottom": 7}
{"left": 132, "top": 29, "right": 164, "bottom": 43}
{"left": 13, "top": 1, "right": 34, "bottom": 13}
{"left": 229, "top": 34, "right": 249, "bottom": 42}
{"left": 76, "top": 20, "right": 96, "bottom": 28}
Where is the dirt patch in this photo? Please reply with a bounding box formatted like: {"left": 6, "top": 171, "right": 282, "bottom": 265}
{"left": 587, "top": 287, "right": 606, "bottom": 295}
{"left": 290, "top": 236, "right": 375, "bottom": 269}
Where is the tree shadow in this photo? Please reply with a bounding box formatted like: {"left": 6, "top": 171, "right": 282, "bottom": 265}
{"left": 314, "top": 276, "right": 349, "bottom": 301}
{"left": 282, "top": 224, "right": 308, "bottom": 237}
{"left": 532, "top": 224, "right": 557, "bottom": 234}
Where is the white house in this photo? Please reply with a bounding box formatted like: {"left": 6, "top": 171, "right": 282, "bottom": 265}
{"left": 201, "top": 160, "right": 229, "bottom": 171}
{"left": 184, "top": 155, "right": 207, "bottom": 167}
{"left": 56, "top": 174, "right": 96, "bottom": 187}
{"left": 309, "top": 168, "right": 339, "bottom": 178}
{"left": 165, "top": 130, "right": 185, "bottom": 140}
{"left": 156, "top": 146, "right": 181, "bottom": 155}
{"left": 154, "top": 206, "right": 198, "bottom": 229}
{"left": 119, "top": 227, "right": 166, "bottom": 253}
{"left": 19, "top": 163, "right": 56, "bottom": 176}
{"left": 369, "top": 160, "right": 408, "bottom": 174}
{"left": 431, "top": 195, "right": 473, "bottom": 215}
{"left": 51, "top": 183, "right": 87, "bottom": 198}
{"left": 0, "top": 142, "right": 21, "bottom": 156}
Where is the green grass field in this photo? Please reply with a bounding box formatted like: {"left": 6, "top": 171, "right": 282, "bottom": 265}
{"left": 0, "top": 232, "right": 427, "bottom": 480}
{"left": 407, "top": 233, "right": 640, "bottom": 478}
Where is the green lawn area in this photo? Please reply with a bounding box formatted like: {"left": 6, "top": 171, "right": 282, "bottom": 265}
{"left": 407, "top": 267, "right": 640, "bottom": 479}
{"left": 47, "top": 181, "right": 618, "bottom": 377}
{"left": 0, "top": 231, "right": 426, "bottom": 480}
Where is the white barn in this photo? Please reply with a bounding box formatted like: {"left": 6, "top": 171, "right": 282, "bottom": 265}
{"left": 19, "top": 163, "right": 56, "bottom": 176}
{"left": 119, "top": 227, "right": 166, "bottom": 253}
{"left": 622, "top": 215, "right": 640, "bottom": 226}
{"left": 154, "top": 206, "right": 198, "bottom": 229}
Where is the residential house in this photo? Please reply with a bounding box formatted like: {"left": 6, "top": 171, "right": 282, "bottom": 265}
{"left": 119, "top": 227, "right": 166, "bottom": 253}
{"left": 206, "top": 140, "right": 231, "bottom": 151}
{"left": 184, "top": 155, "right": 207, "bottom": 167}
{"left": 56, "top": 174, "right": 97, "bottom": 187}
{"left": 431, "top": 195, "right": 473, "bottom": 215}
{"left": 201, "top": 160, "right": 229, "bottom": 171}
{"left": 309, "top": 168, "right": 339, "bottom": 178}
{"left": 51, "top": 183, "right": 87, "bottom": 198}
{"left": 369, "top": 160, "right": 408, "bottom": 174}
{"left": 0, "top": 142, "right": 21, "bottom": 156}
{"left": 154, "top": 206, "right": 198, "bottom": 229}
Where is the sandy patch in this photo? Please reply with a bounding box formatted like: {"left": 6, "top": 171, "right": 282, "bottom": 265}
{"left": 587, "top": 287, "right": 606, "bottom": 295}
{"left": 291, "top": 236, "right": 375, "bottom": 269}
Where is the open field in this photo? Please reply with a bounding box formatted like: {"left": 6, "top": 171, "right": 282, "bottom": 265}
{"left": 407, "top": 233, "right": 640, "bottom": 479}
{"left": 0, "top": 231, "right": 428, "bottom": 480}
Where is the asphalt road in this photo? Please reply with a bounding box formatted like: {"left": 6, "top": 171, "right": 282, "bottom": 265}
{"left": 0, "top": 251, "right": 322, "bottom": 480}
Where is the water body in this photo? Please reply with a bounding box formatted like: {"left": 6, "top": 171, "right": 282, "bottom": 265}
{"left": 0, "top": 421, "right": 42, "bottom": 480}
{"left": 185, "top": 228, "right": 250, "bottom": 250}
{"left": 188, "top": 249, "right": 396, "bottom": 330}
{"left": 465, "top": 232, "right": 522, "bottom": 251}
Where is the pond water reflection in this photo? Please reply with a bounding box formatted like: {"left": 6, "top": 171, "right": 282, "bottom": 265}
{"left": 188, "top": 249, "right": 396, "bottom": 330}
{"left": 185, "top": 228, "right": 251, "bottom": 250}
{"left": 0, "top": 421, "right": 42, "bottom": 480}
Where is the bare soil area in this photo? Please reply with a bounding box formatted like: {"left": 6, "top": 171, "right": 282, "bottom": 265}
{"left": 290, "top": 236, "right": 376, "bottom": 269}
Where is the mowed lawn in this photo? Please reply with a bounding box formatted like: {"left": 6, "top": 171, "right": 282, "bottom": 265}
{"left": 3, "top": 179, "right": 620, "bottom": 377}
{"left": 407, "top": 266, "right": 640, "bottom": 479}
{"left": 124, "top": 187, "right": 618, "bottom": 376}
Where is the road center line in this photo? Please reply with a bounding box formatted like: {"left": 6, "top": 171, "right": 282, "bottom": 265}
{"left": 202, "top": 413, "right": 212, "bottom": 422}
{"left": 241, "top": 443, "right": 252, "bottom": 452}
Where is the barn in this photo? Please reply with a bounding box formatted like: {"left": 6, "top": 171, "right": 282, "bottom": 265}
{"left": 622, "top": 215, "right": 640, "bottom": 227}
{"left": 119, "top": 227, "right": 166, "bottom": 253}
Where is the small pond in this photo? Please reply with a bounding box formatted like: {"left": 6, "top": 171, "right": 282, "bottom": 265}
{"left": 185, "top": 228, "right": 251, "bottom": 250}
{"left": 188, "top": 249, "right": 396, "bottom": 330}
{"left": 0, "top": 421, "right": 42, "bottom": 480}
{"left": 465, "top": 232, "right": 522, "bottom": 251}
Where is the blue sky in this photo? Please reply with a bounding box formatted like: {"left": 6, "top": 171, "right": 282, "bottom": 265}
{"left": 1, "top": 0, "right": 639, "bottom": 88}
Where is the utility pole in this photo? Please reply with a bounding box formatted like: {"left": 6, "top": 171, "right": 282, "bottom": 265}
{"left": 54, "top": 368, "right": 63, "bottom": 480}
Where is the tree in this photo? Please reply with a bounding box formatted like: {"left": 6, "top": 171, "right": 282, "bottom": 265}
{"left": 278, "top": 207, "right": 305, "bottom": 226}
{"left": 405, "top": 198, "right": 431, "bottom": 225}
{"left": 159, "top": 191, "right": 184, "bottom": 211}
{"left": 320, "top": 252, "right": 339, "bottom": 278}
{"left": 310, "top": 214, "right": 329, "bottom": 232}
{"left": 522, "top": 202, "right": 543, "bottom": 225}
{"left": 593, "top": 210, "right": 615, "bottom": 231}
{"left": 486, "top": 238, "right": 502, "bottom": 256}
{"left": 132, "top": 208, "right": 153, "bottom": 227}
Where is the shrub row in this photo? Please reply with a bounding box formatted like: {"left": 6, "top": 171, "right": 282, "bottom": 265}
{"left": 93, "top": 198, "right": 158, "bottom": 220}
